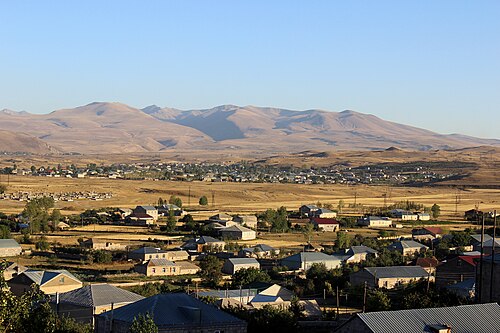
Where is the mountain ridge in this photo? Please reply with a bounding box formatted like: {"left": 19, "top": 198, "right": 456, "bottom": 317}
{"left": 0, "top": 102, "right": 498, "bottom": 154}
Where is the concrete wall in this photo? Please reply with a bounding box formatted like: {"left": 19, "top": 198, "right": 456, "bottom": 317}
{"left": 0, "top": 247, "right": 22, "bottom": 257}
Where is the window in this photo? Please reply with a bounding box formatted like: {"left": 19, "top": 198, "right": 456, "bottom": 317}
{"left": 152, "top": 268, "right": 156, "bottom": 273}
{"left": 163, "top": 268, "right": 166, "bottom": 273}
{"left": 60, "top": 277, "right": 65, "bottom": 283}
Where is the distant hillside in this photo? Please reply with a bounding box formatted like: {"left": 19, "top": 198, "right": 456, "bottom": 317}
{"left": 0, "top": 130, "right": 58, "bottom": 154}
{"left": 0, "top": 102, "right": 498, "bottom": 154}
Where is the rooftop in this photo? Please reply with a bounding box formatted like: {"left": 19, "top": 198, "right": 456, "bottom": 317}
{"left": 54, "top": 283, "right": 144, "bottom": 307}
{"left": 363, "top": 266, "right": 429, "bottom": 279}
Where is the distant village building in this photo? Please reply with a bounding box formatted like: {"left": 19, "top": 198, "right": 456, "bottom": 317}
{"left": 0, "top": 239, "right": 22, "bottom": 257}
{"left": 79, "top": 238, "right": 127, "bottom": 251}
{"left": 222, "top": 258, "right": 260, "bottom": 275}
{"left": 312, "top": 208, "right": 337, "bottom": 218}
{"left": 232, "top": 215, "right": 258, "bottom": 229}
{"left": 299, "top": 205, "right": 320, "bottom": 218}
{"left": 350, "top": 266, "right": 430, "bottom": 289}
{"left": 239, "top": 244, "right": 278, "bottom": 258}
{"left": 335, "top": 303, "right": 500, "bottom": 333}
{"left": 181, "top": 236, "right": 226, "bottom": 253}
{"left": 2, "top": 262, "right": 27, "bottom": 281}
{"left": 280, "top": 252, "right": 342, "bottom": 271}
{"left": 389, "top": 209, "right": 418, "bottom": 221}
{"left": 435, "top": 255, "right": 480, "bottom": 288}
{"left": 210, "top": 213, "right": 233, "bottom": 221}
{"left": 8, "top": 269, "right": 83, "bottom": 296}
{"left": 412, "top": 227, "right": 443, "bottom": 241}
{"left": 134, "top": 259, "right": 200, "bottom": 277}
{"left": 220, "top": 225, "right": 256, "bottom": 240}
{"left": 95, "top": 293, "right": 247, "bottom": 333}
{"left": 51, "top": 284, "right": 144, "bottom": 325}
{"left": 131, "top": 205, "right": 159, "bottom": 222}
{"left": 128, "top": 247, "right": 168, "bottom": 261}
{"left": 157, "top": 204, "right": 184, "bottom": 217}
{"left": 310, "top": 217, "right": 340, "bottom": 232}
{"left": 336, "top": 245, "right": 378, "bottom": 264}
{"left": 357, "top": 216, "right": 392, "bottom": 227}
{"left": 415, "top": 257, "right": 440, "bottom": 274}
{"left": 387, "top": 240, "right": 428, "bottom": 256}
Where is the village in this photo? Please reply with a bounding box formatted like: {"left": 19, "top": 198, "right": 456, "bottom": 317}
{"left": 0, "top": 192, "right": 498, "bottom": 332}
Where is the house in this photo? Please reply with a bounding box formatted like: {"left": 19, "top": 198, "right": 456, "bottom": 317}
{"left": 198, "top": 288, "right": 259, "bottom": 305}
{"left": 0, "top": 239, "right": 22, "bottom": 257}
{"left": 128, "top": 247, "right": 168, "bottom": 261}
{"left": 53, "top": 221, "right": 70, "bottom": 230}
{"left": 312, "top": 208, "right": 337, "bottom": 218}
{"left": 435, "top": 255, "right": 480, "bottom": 288}
{"left": 337, "top": 245, "right": 378, "bottom": 264}
{"left": 310, "top": 217, "right": 339, "bottom": 232}
{"left": 334, "top": 303, "right": 500, "bottom": 333}
{"left": 134, "top": 259, "right": 197, "bottom": 276}
{"left": 417, "top": 213, "right": 431, "bottom": 221}
{"left": 446, "top": 278, "right": 475, "bottom": 300}
{"left": 222, "top": 258, "right": 260, "bottom": 275}
{"left": 249, "top": 284, "right": 294, "bottom": 308}
{"left": 8, "top": 269, "right": 83, "bottom": 296}
{"left": 126, "top": 213, "right": 155, "bottom": 226}
{"left": 79, "top": 238, "right": 126, "bottom": 251}
{"left": 174, "top": 261, "right": 201, "bottom": 275}
{"left": 415, "top": 257, "right": 440, "bottom": 274}
{"left": 51, "top": 284, "right": 144, "bottom": 325}
{"left": 2, "top": 262, "right": 27, "bottom": 281}
{"left": 464, "top": 209, "right": 483, "bottom": 221}
{"left": 387, "top": 240, "right": 428, "bottom": 256}
{"left": 220, "top": 225, "right": 256, "bottom": 241}
{"left": 165, "top": 250, "right": 190, "bottom": 261}
{"left": 469, "top": 234, "right": 500, "bottom": 254}
{"left": 357, "top": 216, "right": 392, "bottom": 227}
{"left": 232, "top": 215, "right": 258, "bottom": 229}
{"left": 280, "top": 252, "right": 342, "bottom": 271}
{"left": 157, "top": 204, "right": 183, "bottom": 217}
{"left": 95, "top": 293, "right": 247, "bottom": 333}
{"left": 476, "top": 255, "right": 500, "bottom": 302}
{"left": 239, "top": 244, "right": 278, "bottom": 258}
{"left": 181, "top": 236, "right": 226, "bottom": 253}
{"left": 299, "top": 204, "right": 320, "bottom": 217}
{"left": 412, "top": 227, "right": 443, "bottom": 241}
{"left": 131, "top": 205, "right": 158, "bottom": 221}
{"left": 389, "top": 209, "right": 418, "bottom": 221}
{"left": 209, "top": 213, "right": 233, "bottom": 221}
{"left": 350, "top": 266, "right": 430, "bottom": 289}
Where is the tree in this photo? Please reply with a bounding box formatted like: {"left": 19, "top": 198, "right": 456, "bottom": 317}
{"left": 0, "top": 225, "right": 10, "bottom": 239}
{"left": 164, "top": 209, "right": 177, "bottom": 232}
{"left": 0, "top": 184, "right": 6, "bottom": 194}
{"left": 93, "top": 250, "right": 113, "bottom": 263}
{"left": 22, "top": 197, "right": 55, "bottom": 233}
{"left": 199, "top": 195, "right": 208, "bottom": 206}
{"left": 232, "top": 267, "right": 271, "bottom": 287}
{"left": 168, "top": 195, "right": 182, "bottom": 208}
{"left": 367, "top": 290, "right": 391, "bottom": 312}
{"left": 130, "top": 313, "right": 158, "bottom": 333}
{"left": 35, "top": 236, "right": 50, "bottom": 251}
{"left": 302, "top": 223, "right": 314, "bottom": 243}
{"left": 262, "top": 207, "right": 289, "bottom": 233}
{"left": 335, "top": 231, "right": 351, "bottom": 250}
{"left": 337, "top": 199, "right": 345, "bottom": 214}
{"left": 157, "top": 197, "right": 164, "bottom": 206}
{"left": 199, "top": 255, "right": 223, "bottom": 287}
{"left": 431, "top": 204, "right": 441, "bottom": 219}
{"left": 180, "top": 214, "right": 196, "bottom": 230}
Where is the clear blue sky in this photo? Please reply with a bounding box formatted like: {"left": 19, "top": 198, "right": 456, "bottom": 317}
{"left": 1, "top": 1, "right": 498, "bottom": 138}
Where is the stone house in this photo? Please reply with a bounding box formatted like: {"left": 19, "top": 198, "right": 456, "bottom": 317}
{"left": 80, "top": 238, "right": 127, "bottom": 251}
{"left": 134, "top": 259, "right": 200, "bottom": 276}
{"left": 128, "top": 247, "right": 168, "bottom": 261}
{"left": 232, "top": 215, "right": 258, "bottom": 229}
{"left": 131, "top": 205, "right": 158, "bottom": 221}
{"left": 181, "top": 236, "right": 226, "bottom": 253}
{"left": 299, "top": 204, "right": 319, "bottom": 217}
{"left": 280, "top": 252, "right": 342, "bottom": 271}
{"left": 8, "top": 269, "right": 83, "bottom": 296}
{"left": 239, "top": 244, "right": 278, "bottom": 258}
{"left": 357, "top": 216, "right": 392, "bottom": 227}
{"left": 95, "top": 293, "right": 247, "bottom": 333}
{"left": 337, "top": 245, "right": 378, "bottom": 264}
{"left": 0, "top": 239, "right": 22, "bottom": 257}
{"left": 387, "top": 240, "right": 428, "bottom": 256}
{"left": 220, "top": 224, "right": 256, "bottom": 240}
{"left": 312, "top": 208, "right": 337, "bottom": 218}
{"left": 222, "top": 258, "right": 260, "bottom": 275}
{"left": 350, "top": 266, "right": 431, "bottom": 289}
{"left": 310, "top": 217, "right": 339, "bottom": 232}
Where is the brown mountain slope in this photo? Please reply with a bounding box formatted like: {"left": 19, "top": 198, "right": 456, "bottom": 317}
{"left": 0, "top": 102, "right": 213, "bottom": 153}
{"left": 0, "top": 130, "right": 59, "bottom": 154}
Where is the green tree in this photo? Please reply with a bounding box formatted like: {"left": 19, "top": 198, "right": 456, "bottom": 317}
{"left": 35, "top": 236, "right": 50, "bottom": 251}
{"left": 0, "top": 225, "right": 10, "bottom": 239}
{"left": 93, "top": 250, "right": 113, "bottom": 263}
{"left": 164, "top": 209, "right": 177, "bottom": 232}
{"left": 367, "top": 290, "right": 391, "bottom": 312}
{"left": 303, "top": 223, "right": 314, "bottom": 243}
{"left": 0, "top": 184, "right": 7, "bottom": 194}
{"left": 337, "top": 199, "right": 345, "bottom": 213}
{"left": 168, "top": 195, "right": 182, "bottom": 208}
{"left": 22, "top": 197, "right": 55, "bottom": 233}
{"left": 199, "top": 255, "right": 223, "bottom": 287}
{"left": 232, "top": 267, "right": 271, "bottom": 287}
{"left": 335, "top": 231, "right": 351, "bottom": 250}
{"left": 199, "top": 195, "right": 208, "bottom": 206}
{"left": 431, "top": 204, "right": 441, "bottom": 219}
{"left": 130, "top": 313, "right": 158, "bottom": 333}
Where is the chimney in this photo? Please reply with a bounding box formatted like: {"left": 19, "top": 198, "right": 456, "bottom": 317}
{"left": 428, "top": 324, "right": 452, "bottom": 333}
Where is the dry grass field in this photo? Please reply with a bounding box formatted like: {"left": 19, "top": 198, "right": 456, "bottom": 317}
{"left": 1, "top": 175, "right": 498, "bottom": 218}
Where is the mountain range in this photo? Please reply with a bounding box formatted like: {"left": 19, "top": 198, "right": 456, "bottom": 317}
{"left": 0, "top": 102, "right": 498, "bottom": 154}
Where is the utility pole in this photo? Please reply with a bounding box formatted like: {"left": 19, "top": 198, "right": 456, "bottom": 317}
{"left": 489, "top": 210, "right": 497, "bottom": 302}
{"left": 478, "top": 215, "right": 485, "bottom": 303}
{"left": 336, "top": 285, "right": 340, "bottom": 316}
{"left": 362, "top": 281, "right": 367, "bottom": 312}
{"left": 188, "top": 186, "right": 191, "bottom": 206}
{"left": 211, "top": 191, "right": 215, "bottom": 208}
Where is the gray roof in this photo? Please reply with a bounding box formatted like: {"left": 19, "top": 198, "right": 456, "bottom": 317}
{"left": 98, "top": 293, "right": 245, "bottom": 327}
{"left": 227, "top": 258, "right": 259, "bottom": 265}
{"left": 388, "top": 240, "right": 428, "bottom": 250}
{"left": 348, "top": 245, "right": 378, "bottom": 255}
{"left": 221, "top": 225, "right": 254, "bottom": 233}
{"left": 282, "top": 252, "right": 341, "bottom": 263}
{"left": 131, "top": 247, "right": 166, "bottom": 254}
{"left": 348, "top": 303, "right": 500, "bottom": 333}
{"left": 197, "top": 236, "right": 223, "bottom": 244}
{"left": 243, "top": 244, "right": 275, "bottom": 253}
{"left": 470, "top": 234, "right": 492, "bottom": 243}
{"left": 20, "top": 269, "right": 81, "bottom": 286}
{"left": 137, "top": 205, "right": 157, "bottom": 210}
{"left": 146, "top": 259, "right": 175, "bottom": 266}
{"left": 0, "top": 239, "right": 21, "bottom": 249}
{"left": 198, "top": 289, "right": 258, "bottom": 299}
{"left": 54, "top": 283, "right": 144, "bottom": 307}
{"left": 363, "top": 266, "right": 429, "bottom": 279}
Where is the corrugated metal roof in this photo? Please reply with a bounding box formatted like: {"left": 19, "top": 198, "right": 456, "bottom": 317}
{"left": 55, "top": 283, "right": 144, "bottom": 307}
{"left": 98, "top": 293, "right": 245, "bottom": 327}
{"left": 388, "top": 240, "right": 428, "bottom": 250}
{"left": 131, "top": 247, "right": 166, "bottom": 254}
{"left": 146, "top": 259, "right": 175, "bottom": 266}
{"left": 364, "top": 266, "right": 429, "bottom": 279}
{"left": 282, "top": 252, "right": 342, "bottom": 263}
{"left": 0, "top": 239, "right": 21, "bottom": 249}
{"left": 227, "top": 258, "right": 259, "bottom": 265}
{"left": 349, "top": 245, "right": 378, "bottom": 255}
{"left": 21, "top": 269, "right": 81, "bottom": 286}
{"left": 353, "top": 303, "right": 500, "bottom": 333}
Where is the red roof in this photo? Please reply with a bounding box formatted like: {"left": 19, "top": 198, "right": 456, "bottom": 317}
{"left": 424, "top": 227, "right": 443, "bottom": 235}
{"left": 458, "top": 255, "right": 481, "bottom": 266}
{"left": 131, "top": 213, "right": 154, "bottom": 219}
{"left": 416, "top": 257, "right": 440, "bottom": 268}
{"left": 311, "top": 217, "right": 339, "bottom": 225}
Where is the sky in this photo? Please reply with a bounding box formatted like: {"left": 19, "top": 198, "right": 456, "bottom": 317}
{"left": 0, "top": 1, "right": 499, "bottom": 139}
